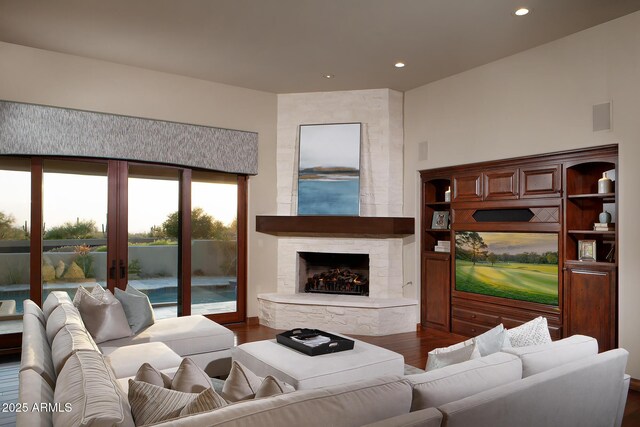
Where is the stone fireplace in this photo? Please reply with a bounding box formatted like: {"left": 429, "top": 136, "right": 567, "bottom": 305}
{"left": 257, "top": 89, "right": 418, "bottom": 336}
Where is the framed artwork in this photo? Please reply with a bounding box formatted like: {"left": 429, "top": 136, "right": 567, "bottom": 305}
{"left": 578, "top": 240, "right": 596, "bottom": 261}
{"left": 297, "top": 123, "right": 361, "bottom": 215}
{"left": 431, "top": 211, "right": 450, "bottom": 229}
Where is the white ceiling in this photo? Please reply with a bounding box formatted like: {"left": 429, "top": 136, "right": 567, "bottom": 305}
{"left": 1, "top": 0, "right": 639, "bottom": 93}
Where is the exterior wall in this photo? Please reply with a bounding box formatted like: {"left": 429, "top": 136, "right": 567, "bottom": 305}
{"left": 0, "top": 41, "right": 278, "bottom": 318}
{"left": 404, "top": 12, "right": 640, "bottom": 376}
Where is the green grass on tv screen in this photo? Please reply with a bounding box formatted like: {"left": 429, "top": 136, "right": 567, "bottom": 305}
{"left": 455, "top": 260, "right": 558, "bottom": 305}
{"left": 454, "top": 231, "right": 559, "bottom": 306}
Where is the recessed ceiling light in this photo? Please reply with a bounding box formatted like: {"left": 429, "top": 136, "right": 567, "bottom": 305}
{"left": 395, "top": 62, "right": 406, "bottom": 68}
{"left": 514, "top": 8, "right": 530, "bottom": 16}
{"left": 323, "top": 74, "right": 334, "bottom": 79}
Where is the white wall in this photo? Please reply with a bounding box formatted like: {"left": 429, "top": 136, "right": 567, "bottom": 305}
{"left": 0, "top": 41, "right": 278, "bottom": 318}
{"left": 404, "top": 12, "right": 640, "bottom": 376}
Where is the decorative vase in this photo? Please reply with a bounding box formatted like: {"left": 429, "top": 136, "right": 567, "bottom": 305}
{"left": 444, "top": 186, "right": 451, "bottom": 202}
{"left": 598, "top": 172, "right": 613, "bottom": 194}
{"left": 599, "top": 210, "right": 612, "bottom": 224}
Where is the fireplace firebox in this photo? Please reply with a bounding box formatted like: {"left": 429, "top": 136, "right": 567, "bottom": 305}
{"left": 298, "top": 252, "right": 369, "bottom": 296}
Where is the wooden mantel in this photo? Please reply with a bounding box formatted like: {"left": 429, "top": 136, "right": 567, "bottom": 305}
{"left": 255, "top": 215, "right": 414, "bottom": 237}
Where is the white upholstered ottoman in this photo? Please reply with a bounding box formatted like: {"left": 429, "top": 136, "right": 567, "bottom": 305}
{"left": 232, "top": 335, "right": 404, "bottom": 389}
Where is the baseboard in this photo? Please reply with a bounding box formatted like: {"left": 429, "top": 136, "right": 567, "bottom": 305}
{"left": 631, "top": 378, "right": 640, "bottom": 392}
{"left": 416, "top": 323, "right": 422, "bottom": 331}
{"left": 247, "top": 316, "right": 260, "bottom": 326}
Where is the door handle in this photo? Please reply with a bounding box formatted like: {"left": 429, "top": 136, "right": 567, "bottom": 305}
{"left": 109, "top": 260, "right": 116, "bottom": 280}
{"left": 119, "top": 260, "right": 126, "bottom": 279}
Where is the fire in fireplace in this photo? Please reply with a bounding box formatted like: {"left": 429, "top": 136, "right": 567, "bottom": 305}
{"left": 298, "top": 252, "right": 369, "bottom": 296}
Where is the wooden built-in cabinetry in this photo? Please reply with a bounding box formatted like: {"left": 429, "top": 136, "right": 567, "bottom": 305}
{"left": 420, "top": 145, "right": 618, "bottom": 351}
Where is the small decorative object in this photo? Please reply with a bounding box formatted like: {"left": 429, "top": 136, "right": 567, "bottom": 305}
{"left": 598, "top": 210, "right": 612, "bottom": 224}
{"left": 444, "top": 186, "right": 451, "bottom": 202}
{"left": 597, "top": 172, "right": 613, "bottom": 194}
{"left": 297, "top": 123, "right": 361, "bottom": 215}
{"left": 605, "top": 245, "right": 615, "bottom": 263}
{"left": 431, "top": 211, "right": 450, "bottom": 230}
{"left": 578, "top": 240, "right": 596, "bottom": 261}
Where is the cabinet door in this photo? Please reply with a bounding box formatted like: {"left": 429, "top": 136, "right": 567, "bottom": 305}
{"left": 453, "top": 173, "right": 482, "bottom": 202}
{"left": 484, "top": 169, "right": 518, "bottom": 200}
{"left": 520, "top": 164, "right": 561, "bottom": 198}
{"left": 422, "top": 252, "right": 450, "bottom": 331}
{"left": 564, "top": 264, "right": 616, "bottom": 352}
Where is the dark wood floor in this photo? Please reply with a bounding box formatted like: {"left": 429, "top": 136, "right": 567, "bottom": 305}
{"left": 2, "top": 324, "right": 639, "bottom": 426}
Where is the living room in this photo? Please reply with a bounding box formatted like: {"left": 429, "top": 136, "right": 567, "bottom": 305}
{"left": 1, "top": 1, "right": 640, "bottom": 426}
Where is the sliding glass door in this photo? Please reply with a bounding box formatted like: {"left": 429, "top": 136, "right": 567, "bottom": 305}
{"left": 42, "top": 160, "right": 109, "bottom": 303}
{"left": 0, "top": 156, "right": 247, "bottom": 348}
{"left": 127, "top": 165, "right": 180, "bottom": 319}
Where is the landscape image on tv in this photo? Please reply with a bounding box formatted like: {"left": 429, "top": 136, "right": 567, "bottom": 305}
{"left": 455, "top": 232, "right": 558, "bottom": 306}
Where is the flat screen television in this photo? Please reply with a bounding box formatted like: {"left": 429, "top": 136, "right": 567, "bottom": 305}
{"left": 455, "top": 231, "right": 559, "bottom": 306}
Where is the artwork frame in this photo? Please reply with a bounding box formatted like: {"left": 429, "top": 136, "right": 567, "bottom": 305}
{"left": 578, "top": 240, "right": 596, "bottom": 261}
{"left": 297, "top": 123, "right": 362, "bottom": 216}
{"left": 431, "top": 211, "right": 450, "bottom": 229}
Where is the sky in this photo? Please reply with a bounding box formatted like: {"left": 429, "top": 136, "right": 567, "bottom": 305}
{"left": 472, "top": 232, "right": 558, "bottom": 255}
{"left": 0, "top": 170, "right": 237, "bottom": 235}
{"left": 298, "top": 123, "right": 361, "bottom": 169}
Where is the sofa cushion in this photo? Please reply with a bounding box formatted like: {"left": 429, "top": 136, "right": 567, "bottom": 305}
{"left": 54, "top": 351, "right": 135, "bottom": 427}
{"left": 437, "top": 349, "right": 628, "bottom": 427}
{"left": 506, "top": 316, "right": 552, "bottom": 347}
{"left": 474, "top": 324, "right": 511, "bottom": 356}
{"left": 135, "top": 362, "right": 173, "bottom": 388}
{"left": 171, "top": 357, "right": 213, "bottom": 393}
{"left": 100, "top": 315, "right": 234, "bottom": 356}
{"left": 221, "top": 360, "right": 263, "bottom": 402}
{"left": 103, "top": 341, "right": 183, "bottom": 379}
{"left": 254, "top": 375, "right": 294, "bottom": 399}
{"left": 23, "top": 299, "right": 46, "bottom": 326}
{"left": 129, "top": 380, "right": 226, "bottom": 425}
{"left": 20, "top": 311, "right": 56, "bottom": 389}
{"left": 76, "top": 287, "right": 132, "bottom": 343}
{"left": 114, "top": 286, "right": 155, "bottom": 334}
{"left": 51, "top": 322, "right": 101, "bottom": 375}
{"left": 147, "top": 375, "right": 412, "bottom": 427}
{"left": 42, "top": 291, "right": 72, "bottom": 320}
{"left": 408, "top": 352, "right": 522, "bottom": 411}
{"left": 501, "top": 334, "right": 598, "bottom": 377}
{"left": 17, "top": 369, "right": 54, "bottom": 427}
{"left": 45, "top": 303, "right": 83, "bottom": 345}
{"left": 179, "top": 388, "right": 228, "bottom": 417}
{"left": 426, "top": 340, "right": 481, "bottom": 371}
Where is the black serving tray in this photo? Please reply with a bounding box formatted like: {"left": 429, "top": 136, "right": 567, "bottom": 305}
{"left": 276, "top": 328, "right": 355, "bottom": 356}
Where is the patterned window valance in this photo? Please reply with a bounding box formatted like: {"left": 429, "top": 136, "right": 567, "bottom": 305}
{"left": 0, "top": 100, "right": 258, "bottom": 175}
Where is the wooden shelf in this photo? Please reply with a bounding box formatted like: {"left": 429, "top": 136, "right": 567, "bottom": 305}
{"left": 255, "top": 215, "right": 414, "bottom": 237}
{"left": 567, "top": 193, "right": 615, "bottom": 199}
{"left": 426, "top": 201, "right": 451, "bottom": 206}
{"left": 564, "top": 259, "right": 617, "bottom": 268}
{"left": 425, "top": 228, "right": 451, "bottom": 233}
{"left": 567, "top": 230, "right": 616, "bottom": 235}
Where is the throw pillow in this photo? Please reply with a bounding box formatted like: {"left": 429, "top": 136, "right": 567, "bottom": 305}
{"left": 254, "top": 375, "right": 294, "bottom": 399}
{"left": 221, "top": 361, "right": 264, "bottom": 402}
{"left": 129, "top": 380, "right": 225, "bottom": 425}
{"left": 114, "top": 286, "right": 155, "bottom": 334}
{"left": 76, "top": 288, "right": 132, "bottom": 343}
{"left": 134, "top": 363, "right": 172, "bottom": 389}
{"left": 474, "top": 324, "right": 511, "bottom": 356}
{"left": 171, "top": 358, "right": 212, "bottom": 393}
{"left": 426, "top": 341, "right": 481, "bottom": 371}
{"left": 179, "top": 388, "right": 227, "bottom": 417}
{"left": 507, "top": 316, "right": 552, "bottom": 347}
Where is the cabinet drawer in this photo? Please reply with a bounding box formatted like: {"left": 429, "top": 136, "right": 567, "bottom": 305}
{"left": 452, "top": 307, "right": 499, "bottom": 325}
{"left": 500, "top": 316, "right": 562, "bottom": 340}
{"left": 452, "top": 319, "right": 492, "bottom": 337}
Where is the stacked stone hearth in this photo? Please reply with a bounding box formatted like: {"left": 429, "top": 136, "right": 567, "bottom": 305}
{"left": 258, "top": 89, "right": 418, "bottom": 336}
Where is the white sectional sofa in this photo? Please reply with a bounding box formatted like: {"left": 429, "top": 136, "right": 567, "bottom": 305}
{"left": 18, "top": 294, "right": 630, "bottom": 427}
